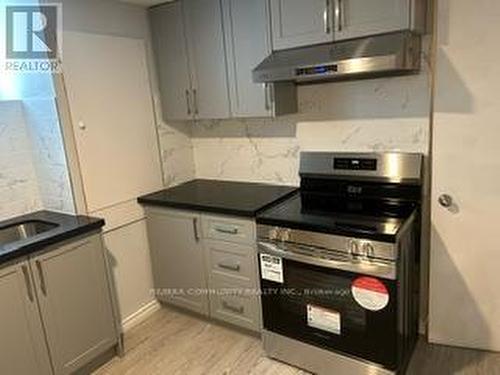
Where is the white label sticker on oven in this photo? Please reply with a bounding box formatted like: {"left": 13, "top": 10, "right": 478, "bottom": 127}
{"left": 259, "top": 254, "right": 283, "bottom": 283}
{"left": 307, "top": 305, "right": 341, "bottom": 335}
{"left": 351, "top": 277, "right": 389, "bottom": 311}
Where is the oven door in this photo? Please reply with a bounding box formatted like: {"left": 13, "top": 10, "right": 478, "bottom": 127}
{"left": 258, "top": 241, "right": 400, "bottom": 371}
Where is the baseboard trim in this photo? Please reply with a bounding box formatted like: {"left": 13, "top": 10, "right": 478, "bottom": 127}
{"left": 122, "top": 300, "right": 161, "bottom": 333}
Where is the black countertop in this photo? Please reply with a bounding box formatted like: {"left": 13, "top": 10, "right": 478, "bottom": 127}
{"left": 138, "top": 179, "right": 298, "bottom": 218}
{"left": 0, "top": 211, "right": 105, "bottom": 265}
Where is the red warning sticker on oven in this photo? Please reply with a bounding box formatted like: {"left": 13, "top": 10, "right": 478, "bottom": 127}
{"left": 351, "top": 277, "right": 389, "bottom": 311}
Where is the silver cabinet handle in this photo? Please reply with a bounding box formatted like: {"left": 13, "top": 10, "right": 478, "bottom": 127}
{"left": 36, "top": 260, "right": 47, "bottom": 296}
{"left": 218, "top": 262, "right": 241, "bottom": 272}
{"left": 438, "top": 194, "right": 453, "bottom": 208}
{"left": 222, "top": 301, "right": 244, "bottom": 315}
{"left": 334, "top": 0, "right": 343, "bottom": 32}
{"left": 193, "top": 218, "right": 200, "bottom": 242}
{"left": 264, "top": 83, "right": 271, "bottom": 111}
{"left": 215, "top": 227, "right": 238, "bottom": 235}
{"left": 324, "top": 0, "right": 333, "bottom": 34}
{"left": 185, "top": 89, "right": 192, "bottom": 115}
{"left": 21, "top": 265, "right": 34, "bottom": 302}
{"left": 192, "top": 89, "right": 199, "bottom": 115}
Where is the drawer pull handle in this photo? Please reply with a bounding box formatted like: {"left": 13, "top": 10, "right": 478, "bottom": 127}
{"left": 215, "top": 227, "right": 239, "bottom": 235}
{"left": 218, "top": 263, "right": 241, "bottom": 272}
{"left": 222, "top": 301, "right": 244, "bottom": 315}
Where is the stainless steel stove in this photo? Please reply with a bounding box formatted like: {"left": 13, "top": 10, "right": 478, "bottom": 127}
{"left": 256, "top": 152, "right": 423, "bottom": 375}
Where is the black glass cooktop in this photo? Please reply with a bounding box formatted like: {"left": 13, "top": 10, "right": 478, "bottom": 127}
{"left": 256, "top": 192, "right": 418, "bottom": 242}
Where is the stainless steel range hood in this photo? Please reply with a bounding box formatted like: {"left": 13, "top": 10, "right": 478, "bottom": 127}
{"left": 253, "top": 32, "right": 421, "bottom": 84}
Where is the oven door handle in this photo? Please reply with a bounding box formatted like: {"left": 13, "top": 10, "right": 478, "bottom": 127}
{"left": 258, "top": 241, "right": 396, "bottom": 280}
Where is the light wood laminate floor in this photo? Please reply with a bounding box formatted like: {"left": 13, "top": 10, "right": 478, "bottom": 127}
{"left": 94, "top": 306, "right": 500, "bottom": 375}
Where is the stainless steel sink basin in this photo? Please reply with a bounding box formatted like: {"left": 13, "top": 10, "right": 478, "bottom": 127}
{"left": 0, "top": 221, "right": 59, "bottom": 246}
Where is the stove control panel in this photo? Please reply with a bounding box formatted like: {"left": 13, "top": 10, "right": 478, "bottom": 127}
{"left": 257, "top": 225, "right": 397, "bottom": 262}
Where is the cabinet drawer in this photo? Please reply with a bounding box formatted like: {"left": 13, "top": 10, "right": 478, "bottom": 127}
{"left": 209, "top": 281, "right": 260, "bottom": 332}
{"left": 202, "top": 215, "right": 255, "bottom": 245}
{"left": 206, "top": 241, "right": 255, "bottom": 283}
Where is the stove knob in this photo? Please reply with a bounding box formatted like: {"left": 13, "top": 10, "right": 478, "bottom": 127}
{"left": 280, "top": 229, "right": 290, "bottom": 242}
{"left": 347, "top": 240, "right": 358, "bottom": 255}
{"left": 269, "top": 227, "right": 279, "bottom": 241}
{"left": 363, "top": 242, "right": 375, "bottom": 258}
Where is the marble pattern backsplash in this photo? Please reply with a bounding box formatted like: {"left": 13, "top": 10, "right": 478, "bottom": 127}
{"left": 0, "top": 100, "right": 74, "bottom": 221}
{"left": 191, "top": 74, "right": 431, "bottom": 186}
{"left": 0, "top": 101, "right": 43, "bottom": 219}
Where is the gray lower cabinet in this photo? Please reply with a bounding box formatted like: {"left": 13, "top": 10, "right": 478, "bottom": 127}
{"left": 32, "top": 234, "right": 117, "bottom": 375}
{"left": 145, "top": 208, "right": 261, "bottom": 332}
{"left": 0, "top": 259, "right": 53, "bottom": 375}
{"left": 145, "top": 208, "right": 209, "bottom": 316}
{"left": 0, "top": 233, "right": 118, "bottom": 375}
{"left": 204, "top": 239, "right": 261, "bottom": 332}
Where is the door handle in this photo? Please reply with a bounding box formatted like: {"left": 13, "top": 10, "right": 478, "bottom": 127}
{"left": 185, "top": 89, "right": 192, "bottom": 115}
{"left": 21, "top": 265, "right": 34, "bottom": 302}
{"left": 192, "top": 89, "right": 199, "bottom": 115}
{"left": 334, "top": 0, "right": 343, "bottom": 32}
{"left": 36, "top": 260, "right": 47, "bottom": 296}
{"left": 193, "top": 218, "right": 200, "bottom": 242}
{"left": 438, "top": 194, "right": 453, "bottom": 208}
{"left": 324, "top": 0, "right": 333, "bottom": 34}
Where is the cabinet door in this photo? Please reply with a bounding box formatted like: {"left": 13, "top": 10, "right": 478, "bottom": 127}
{"left": 145, "top": 208, "right": 209, "bottom": 315}
{"left": 223, "top": 0, "right": 272, "bottom": 117}
{"left": 270, "top": 0, "right": 333, "bottom": 50}
{"left": 0, "top": 260, "right": 52, "bottom": 375}
{"left": 335, "top": 0, "right": 410, "bottom": 41}
{"left": 150, "top": 2, "right": 194, "bottom": 121}
{"left": 183, "top": 0, "right": 231, "bottom": 119}
{"left": 31, "top": 235, "right": 116, "bottom": 375}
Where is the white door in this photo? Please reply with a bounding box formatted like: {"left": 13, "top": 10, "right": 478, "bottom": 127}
{"left": 270, "top": 0, "right": 333, "bottom": 50}
{"left": 63, "top": 32, "right": 162, "bottom": 213}
{"left": 0, "top": 260, "right": 52, "bottom": 375}
{"left": 429, "top": 0, "right": 500, "bottom": 351}
{"left": 223, "top": 0, "right": 272, "bottom": 117}
{"left": 150, "top": 2, "right": 194, "bottom": 121}
{"left": 335, "top": 0, "right": 410, "bottom": 41}
{"left": 183, "top": 0, "right": 231, "bottom": 119}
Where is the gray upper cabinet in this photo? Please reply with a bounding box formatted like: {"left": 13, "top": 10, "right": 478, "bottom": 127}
{"left": 270, "top": 0, "right": 333, "bottom": 50}
{"left": 270, "top": 0, "right": 427, "bottom": 49}
{"left": 32, "top": 235, "right": 117, "bottom": 375}
{"left": 183, "top": 0, "right": 231, "bottom": 119}
{"left": 335, "top": 0, "right": 412, "bottom": 41}
{"left": 223, "top": 0, "right": 297, "bottom": 117}
{"left": 145, "top": 208, "right": 209, "bottom": 316}
{"left": 0, "top": 259, "right": 53, "bottom": 375}
{"left": 150, "top": 2, "right": 193, "bottom": 121}
{"left": 150, "top": 0, "right": 231, "bottom": 121}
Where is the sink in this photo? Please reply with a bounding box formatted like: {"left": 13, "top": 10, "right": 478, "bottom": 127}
{"left": 0, "top": 221, "right": 59, "bottom": 246}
